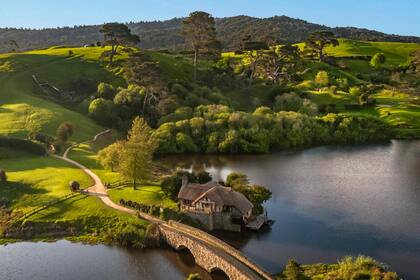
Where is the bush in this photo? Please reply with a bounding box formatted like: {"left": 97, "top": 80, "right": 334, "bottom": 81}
{"left": 69, "top": 181, "right": 80, "bottom": 192}
{"left": 284, "top": 259, "right": 304, "bottom": 280}
{"left": 97, "top": 82, "right": 116, "bottom": 99}
{"left": 88, "top": 98, "right": 115, "bottom": 125}
{"left": 274, "top": 93, "right": 303, "bottom": 112}
{"left": 315, "top": 71, "right": 329, "bottom": 87}
{"left": 0, "top": 137, "right": 45, "bottom": 156}
{"left": 349, "top": 86, "right": 362, "bottom": 96}
{"left": 370, "top": 53, "right": 386, "bottom": 69}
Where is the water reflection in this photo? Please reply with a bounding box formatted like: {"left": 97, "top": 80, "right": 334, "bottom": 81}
{"left": 160, "top": 140, "right": 420, "bottom": 279}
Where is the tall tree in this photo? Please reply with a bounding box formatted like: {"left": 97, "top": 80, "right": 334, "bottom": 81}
{"left": 123, "top": 51, "right": 169, "bottom": 125}
{"left": 56, "top": 122, "right": 74, "bottom": 144}
{"left": 257, "top": 44, "right": 301, "bottom": 85}
{"left": 181, "top": 11, "right": 220, "bottom": 80}
{"left": 305, "top": 31, "right": 339, "bottom": 62}
{"left": 100, "top": 23, "right": 140, "bottom": 64}
{"left": 241, "top": 35, "right": 269, "bottom": 85}
{"left": 119, "top": 117, "right": 157, "bottom": 189}
{"left": 97, "top": 141, "right": 125, "bottom": 172}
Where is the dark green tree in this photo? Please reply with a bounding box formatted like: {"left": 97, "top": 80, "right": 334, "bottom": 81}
{"left": 181, "top": 11, "right": 220, "bottom": 80}
{"left": 56, "top": 122, "right": 74, "bottom": 144}
{"left": 0, "top": 170, "right": 6, "bottom": 183}
{"left": 99, "top": 23, "right": 140, "bottom": 63}
{"left": 123, "top": 52, "right": 169, "bottom": 125}
{"left": 305, "top": 31, "right": 339, "bottom": 62}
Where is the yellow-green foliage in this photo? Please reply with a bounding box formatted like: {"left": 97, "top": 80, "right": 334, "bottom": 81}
{"left": 277, "top": 256, "right": 398, "bottom": 280}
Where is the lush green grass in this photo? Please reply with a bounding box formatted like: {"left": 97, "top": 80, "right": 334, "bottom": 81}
{"left": 325, "top": 39, "right": 420, "bottom": 66}
{"left": 109, "top": 186, "right": 177, "bottom": 209}
{"left": 0, "top": 46, "right": 125, "bottom": 141}
{"left": 0, "top": 151, "right": 92, "bottom": 214}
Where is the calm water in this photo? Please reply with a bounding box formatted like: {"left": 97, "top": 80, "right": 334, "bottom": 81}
{"left": 1, "top": 140, "right": 419, "bottom": 279}
{"left": 162, "top": 140, "right": 420, "bottom": 279}
{"left": 0, "top": 241, "right": 220, "bottom": 280}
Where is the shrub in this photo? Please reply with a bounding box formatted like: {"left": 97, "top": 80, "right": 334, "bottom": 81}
{"left": 88, "top": 98, "right": 115, "bottom": 125}
{"left": 299, "top": 99, "right": 318, "bottom": 116}
{"left": 349, "top": 86, "right": 362, "bottom": 96}
{"left": 370, "top": 53, "right": 386, "bottom": 69}
{"left": 274, "top": 93, "right": 303, "bottom": 112}
{"left": 284, "top": 259, "right": 304, "bottom": 280}
{"left": 315, "top": 71, "right": 329, "bottom": 87}
{"left": 97, "top": 82, "right": 116, "bottom": 99}
{"left": 69, "top": 181, "right": 80, "bottom": 192}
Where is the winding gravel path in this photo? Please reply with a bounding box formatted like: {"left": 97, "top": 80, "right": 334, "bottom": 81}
{"left": 52, "top": 130, "right": 136, "bottom": 215}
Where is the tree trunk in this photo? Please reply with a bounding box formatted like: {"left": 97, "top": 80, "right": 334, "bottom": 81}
{"left": 319, "top": 44, "right": 324, "bottom": 62}
{"left": 193, "top": 49, "right": 198, "bottom": 81}
{"left": 133, "top": 156, "right": 137, "bottom": 190}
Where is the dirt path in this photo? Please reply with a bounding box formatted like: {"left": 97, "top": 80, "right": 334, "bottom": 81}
{"left": 53, "top": 130, "right": 136, "bottom": 214}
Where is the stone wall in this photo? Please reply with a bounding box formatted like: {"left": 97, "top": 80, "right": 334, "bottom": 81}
{"left": 184, "top": 211, "right": 241, "bottom": 232}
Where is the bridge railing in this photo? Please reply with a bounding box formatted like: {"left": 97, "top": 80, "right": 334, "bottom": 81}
{"left": 166, "top": 220, "right": 273, "bottom": 280}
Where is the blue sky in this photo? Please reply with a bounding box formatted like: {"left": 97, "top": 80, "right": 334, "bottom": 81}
{"left": 0, "top": 0, "right": 419, "bottom": 36}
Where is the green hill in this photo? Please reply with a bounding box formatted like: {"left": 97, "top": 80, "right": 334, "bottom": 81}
{"left": 0, "top": 46, "right": 126, "bottom": 141}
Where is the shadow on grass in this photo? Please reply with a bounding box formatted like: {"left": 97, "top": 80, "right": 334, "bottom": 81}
{"left": 0, "top": 181, "right": 47, "bottom": 204}
{"left": 30, "top": 194, "right": 90, "bottom": 220}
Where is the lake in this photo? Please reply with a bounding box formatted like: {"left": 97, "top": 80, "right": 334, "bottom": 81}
{"left": 1, "top": 140, "right": 419, "bottom": 279}
{"left": 162, "top": 140, "right": 420, "bottom": 279}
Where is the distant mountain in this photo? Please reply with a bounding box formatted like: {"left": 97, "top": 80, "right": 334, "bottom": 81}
{"left": 1, "top": 15, "right": 419, "bottom": 52}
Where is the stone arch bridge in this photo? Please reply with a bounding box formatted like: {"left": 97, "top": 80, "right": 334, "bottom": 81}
{"left": 157, "top": 220, "right": 274, "bottom": 280}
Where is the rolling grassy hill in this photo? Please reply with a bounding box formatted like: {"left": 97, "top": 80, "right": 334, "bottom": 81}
{"left": 325, "top": 39, "right": 420, "bottom": 66}
{"left": 0, "top": 40, "right": 419, "bottom": 239}
{"left": 0, "top": 46, "right": 126, "bottom": 141}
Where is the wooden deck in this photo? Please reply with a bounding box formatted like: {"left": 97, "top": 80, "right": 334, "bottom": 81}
{"left": 245, "top": 213, "right": 268, "bottom": 230}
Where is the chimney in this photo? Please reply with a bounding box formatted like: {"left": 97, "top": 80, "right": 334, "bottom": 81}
{"left": 182, "top": 175, "right": 188, "bottom": 186}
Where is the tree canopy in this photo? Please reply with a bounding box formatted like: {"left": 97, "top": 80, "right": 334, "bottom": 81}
{"left": 119, "top": 117, "right": 157, "bottom": 189}
{"left": 305, "top": 31, "right": 339, "bottom": 61}
{"left": 181, "top": 11, "right": 220, "bottom": 80}
{"left": 100, "top": 23, "right": 140, "bottom": 63}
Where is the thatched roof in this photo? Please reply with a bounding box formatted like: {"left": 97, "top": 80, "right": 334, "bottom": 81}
{"left": 178, "top": 181, "right": 253, "bottom": 215}
{"left": 178, "top": 181, "right": 219, "bottom": 201}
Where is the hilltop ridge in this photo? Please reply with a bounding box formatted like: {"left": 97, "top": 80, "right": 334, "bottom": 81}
{"left": 1, "top": 15, "right": 420, "bottom": 52}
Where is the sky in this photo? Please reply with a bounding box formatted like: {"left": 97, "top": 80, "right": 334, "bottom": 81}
{"left": 0, "top": 0, "right": 419, "bottom": 36}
